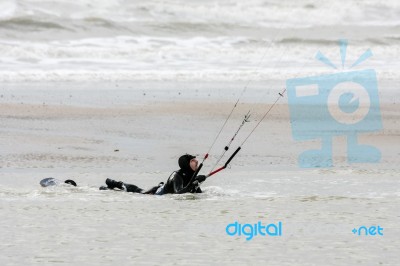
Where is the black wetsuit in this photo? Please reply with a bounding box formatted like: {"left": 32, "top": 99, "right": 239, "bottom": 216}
{"left": 162, "top": 169, "right": 202, "bottom": 194}
{"left": 102, "top": 179, "right": 161, "bottom": 194}
{"left": 102, "top": 154, "right": 204, "bottom": 195}
{"left": 103, "top": 171, "right": 203, "bottom": 195}
{"left": 158, "top": 154, "right": 203, "bottom": 194}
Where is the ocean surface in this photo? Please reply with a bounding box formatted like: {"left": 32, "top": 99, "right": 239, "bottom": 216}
{"left": 1, "top": 169, "right": 399, "bottom": 266}
{"left": 0, "top": 0, "right": 399, "bottom": 82}
{"left": 1, "top": 1, "right": 400, "bottom": 265}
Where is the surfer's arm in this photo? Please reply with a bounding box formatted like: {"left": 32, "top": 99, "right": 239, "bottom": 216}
{"left": 175, "top": 174, "right": 205, "bottom": 194}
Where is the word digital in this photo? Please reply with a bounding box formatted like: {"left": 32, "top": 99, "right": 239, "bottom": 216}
{"left": 226, "top": 221, "right": 282, "bottom": 241}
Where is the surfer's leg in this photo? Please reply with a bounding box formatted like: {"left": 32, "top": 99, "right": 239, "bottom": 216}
{"left": 105, "top": 178, "right": 124, "bottom": 190}
{"left": 103, "top": 178, "right": 168, "bottom": 194}
{"left": 123, "top": 183, "right": 144, "bottom": 193}
{"left": 142, "top": 182, "right": 164, "bottom": 194}
{"left": 105, "top": 178, "right": 144, "bottom": 193}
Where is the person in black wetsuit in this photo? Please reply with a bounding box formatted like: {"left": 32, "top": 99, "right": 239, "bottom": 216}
{"left": 100, "top": 154, "right": 206, "bottom": 195}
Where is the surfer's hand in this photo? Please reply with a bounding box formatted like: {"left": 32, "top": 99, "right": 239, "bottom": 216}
{"left": 194, "top": 175, "right": 206, "bottom": 183}
{"left": 189, "top": 180, "right": 199, "bottom": 192}
{"left": 190, "top": 181, "right": 200, "bottom": 193}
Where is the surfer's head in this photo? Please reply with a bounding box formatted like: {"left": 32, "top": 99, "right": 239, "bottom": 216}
{"left": 178, "top": 154, "right": 198, "bottom": 172}
{"left": 64, "top": 179, "right": 77, "bottom": 187}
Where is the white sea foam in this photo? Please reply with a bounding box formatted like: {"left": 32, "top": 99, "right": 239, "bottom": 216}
{"left": 0, "top": 36, "right": 398, "bottom": 82}
{"left": 0, "top": 0, "right": 399, "bottom": 82}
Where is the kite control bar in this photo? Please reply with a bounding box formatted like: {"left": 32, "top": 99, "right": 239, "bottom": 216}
{"left": 207, "top": 146, "right": 241, "bottom": 177}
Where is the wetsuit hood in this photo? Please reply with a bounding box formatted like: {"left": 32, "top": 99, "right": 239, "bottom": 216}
{"left": 178, "top": 154, "right": 196, "bottom": 176}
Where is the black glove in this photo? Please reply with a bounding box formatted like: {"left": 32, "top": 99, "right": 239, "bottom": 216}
{"left": 194, "top": 175, "right": 206, "bottom": 183}
{"left": 190, "top": 181, "right": 199, "bottom": 193}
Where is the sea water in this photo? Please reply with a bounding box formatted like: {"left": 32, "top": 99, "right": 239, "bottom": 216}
{"left": 0, "top": 169, "right": 399, "bottom": 265}
{"left": 0, "top": 0, "right": 399, "bottom": 83}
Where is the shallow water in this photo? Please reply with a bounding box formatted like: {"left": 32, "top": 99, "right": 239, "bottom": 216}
{"left": 1, "top": 169, "right": 399, "bottom": 265}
